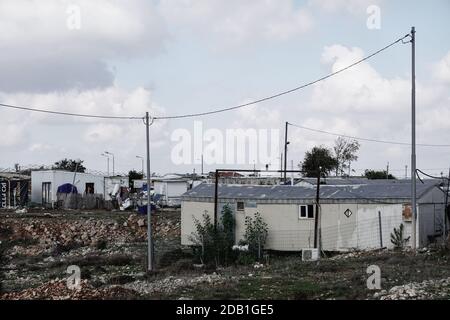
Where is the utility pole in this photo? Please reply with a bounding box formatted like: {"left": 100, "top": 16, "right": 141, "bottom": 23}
{"left": 280, "top": 153, "right": 283, "bottom": 180}
{"left": 314, "top": 167, "right": 321, "bottom": 249}
{"left": 284, "top": 122, "right": 289, "bottom": 183}
{"left": 291, "top": 160, "right": 294, "bottom": 186}
{"left": 411, "top": 26, "right": 417, "bottom": 251}
{"left": 444, "top": 167, "right": 450, "bottom": 242}
{"left": 145, "top": 112, "right": 154, "bottom": 271}
{"left": 214, "top": 170, "right": 219, "bottom": 231}
{"left": 136, "top": 156, "right": 144, "bottom": 178}
{"left": 405, "top": 165, "right": 408, "bottom": 179}
{"left": 101, "top": 153, "right": 110, "bottom": 176}
{"left": 201, "top": 154, "right": 204, "bottom": 176}
{"left": 105, "top": 151, "right": 115, "bottom": 176}
{"left": 386, "top": 162, "right": 389, "bottom": 179}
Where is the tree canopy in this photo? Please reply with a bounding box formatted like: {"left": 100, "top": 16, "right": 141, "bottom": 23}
{"left": 333, "top": 137, "right": 360, "bottom": 176}
{"left": 300, "top": 146, "right": 338, "bottom": 177}
{"left": 128, "top": 170, "right": 143, "bottom": 188}
{"left": 53, "top": 158, "right": 86, "bottom": 173}
{"left": 364, "top": 169, "right": 396, "bottom": 180}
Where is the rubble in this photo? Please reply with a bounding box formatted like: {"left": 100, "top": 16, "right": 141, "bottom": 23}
{"left": 375, "top": 277, "right": 450, "bottom": 300}
{"left": 2, "top": 212, "right": 180, "bottom": 258}
{"left": 123, "top": 273, "right": 227, "bottom": 295}
{"left": 0, "top": 279, "right": 140, "bottom": 300}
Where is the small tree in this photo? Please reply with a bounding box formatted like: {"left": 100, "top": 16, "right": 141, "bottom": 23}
{"left": 244, "top": 212, "right": 268, "bottom": 261}
{"left": 334, "top": 137, "right": 360, "bottom": 176}
{"left": 221, "top": 204, "right": 236, "bottom": 265}
{"left": 390, "top": 223, "right": 410, "bottom": 249}
{"left": 189, "top": 204, "right": 236, "bottom": 267}
{"left": 189, "top": 212, "right": 217, "bottom": 266}
{"left": 300, "top": 146, "right": 338, "bottom": 177}
{"left": 128, "top": 170, "right": 143, "bottom": 189}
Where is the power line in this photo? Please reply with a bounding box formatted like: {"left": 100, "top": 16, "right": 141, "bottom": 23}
{"left": 288, "top": 122, "right": 450, "bottom": 147}
{"left": 416, "top": 168, "right": 449, "bottom": 180}
{"left": 154, "top": 33, "right": 411, "bottom": 120}
{"left": 0, "top": 33, "right": 410, "bottom": 121}
{"left": 0, "top": 103, "right": 143, "bottom": 120}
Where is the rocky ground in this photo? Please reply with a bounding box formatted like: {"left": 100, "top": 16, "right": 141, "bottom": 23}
{"left": 2, "top": 210, "right": 450, "bottom": 300}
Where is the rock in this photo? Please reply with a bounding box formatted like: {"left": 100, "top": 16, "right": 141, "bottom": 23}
{"left": 137, "top": 219, "right": 145, "bottom": 227}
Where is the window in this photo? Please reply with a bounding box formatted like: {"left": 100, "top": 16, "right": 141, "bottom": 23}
{"left": 237, "top": 201, "right": 245, "bottom": 211}
{"left": 85, "top": 183, "right": 94, "bottom": 194}
{"left": 246, "top": 201, "right": 257, "bottom": 208}
{"left": 299, "top": 204, "right": 314, "bottom": 219}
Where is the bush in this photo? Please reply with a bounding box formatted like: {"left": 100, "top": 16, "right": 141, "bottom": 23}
{"left": 243, "top": 212, "right": 268, "bottom": 261}
{"left": 390, "top": 223, "right": 410, "bottom": 249}
{"left": 189, "top": 204, "right": 236, "bottom": 267}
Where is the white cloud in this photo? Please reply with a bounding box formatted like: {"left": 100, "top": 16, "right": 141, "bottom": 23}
{"left": 0, "top": 0, "right": 167, "bottom": 92}
{"left": 0, "top": 123, "right": 27, "bottom": 147}
{"left": 0, "top": 85, "right": 168, "bottom": 172}
{"left": 158, "top": 0, "right": 314, "bottom": 48}
{"left": 432, "top": 51, "right": 450, "bottom": 84}
{"left": 233, "top": 103, "right": 281, "bottom": 129}
{"left": 309, "top": 0, "right": 382, "bottom": 16}
{"left": 310, "top": 44, "right": 412, "bottom": 113}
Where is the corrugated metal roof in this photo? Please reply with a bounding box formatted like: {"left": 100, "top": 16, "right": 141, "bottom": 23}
{"left": 182, "top": 180, "right": 439, "bottom": 201}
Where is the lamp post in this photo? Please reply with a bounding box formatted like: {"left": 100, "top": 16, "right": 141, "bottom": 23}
{"left": 104, "top": 151, "right": 115, "bottom": 176}
{"left": 136, "top": 156, "right": 144, "bottom": 178}
{"left": 101, "top": 153, "right": 110, "bottom": 176}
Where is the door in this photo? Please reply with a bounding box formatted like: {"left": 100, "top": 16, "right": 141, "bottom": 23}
{"left": 42, "top": 182, "right": 52, "bottom": 205}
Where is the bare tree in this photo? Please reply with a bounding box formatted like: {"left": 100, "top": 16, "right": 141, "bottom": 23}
{"left": 333, "top": 137, "right": 360, "bottom": 176}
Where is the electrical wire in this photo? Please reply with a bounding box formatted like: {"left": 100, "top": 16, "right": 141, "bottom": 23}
{"left": 0, "top": 33, "right": 410, "bottom": 121}
{"left": 288, "top": 122, "right": 450, "bottom": 147}
{"left": 416, "top": 169, "right": 450, "bottom": 181}
{"left": 0, "top": 103, "right": 144, "bottom": 120}
{"left": 154, "top": 34, "right": 411, "bottom": 120}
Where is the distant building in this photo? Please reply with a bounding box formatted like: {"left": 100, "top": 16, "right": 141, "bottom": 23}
{"left": 0, "top": 172, "right": 30, "bottom": 208}
{"left": 181, "top": 180, "right": 446, "bottom": 251}
{"left": 31, "top": 170, "right": 104, "bottom": 207}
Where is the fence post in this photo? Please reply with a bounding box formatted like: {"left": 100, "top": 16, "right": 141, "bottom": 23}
{"left": 378, "top": 211, "right": 383, "bottom": 248}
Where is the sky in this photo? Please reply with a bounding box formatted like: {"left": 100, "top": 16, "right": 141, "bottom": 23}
{"left": 1, "top": 0, "right": 449, "bottom": 177}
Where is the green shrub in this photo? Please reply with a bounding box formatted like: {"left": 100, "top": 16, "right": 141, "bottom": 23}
{"left": 189, "top": 204, "right": 236, "bottom": 267}
{"left": 390, "top": 223, "right": 410, "bottom": 249}
{"left": 243, "top": 212, "right": 268, "bottom": 261}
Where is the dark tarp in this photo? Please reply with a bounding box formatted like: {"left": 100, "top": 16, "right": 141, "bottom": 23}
{"left": 57, "top": 183, "right": 78, "bottom": 194}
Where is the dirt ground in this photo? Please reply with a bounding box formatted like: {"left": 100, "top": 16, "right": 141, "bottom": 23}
{"left": 1, "top": 209, "right": 450, "bottom": 300}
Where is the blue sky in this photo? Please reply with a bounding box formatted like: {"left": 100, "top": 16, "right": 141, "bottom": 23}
{"left": 0, "top": 0, "right": 449, "bottom": 177}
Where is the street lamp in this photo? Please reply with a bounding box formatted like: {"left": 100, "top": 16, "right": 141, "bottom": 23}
{"left": 136, "top": 156, "right": 144, "bottom": 178}
{"left": 104, "top": 151, "right": 115, "bottom": 176}
{"left": 101, "top": 153, "right": 110, "bottom": 176}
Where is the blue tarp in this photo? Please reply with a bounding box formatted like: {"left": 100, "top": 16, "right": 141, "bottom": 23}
{"left": 57, "top": 183, "right": 78, "bottom": 194}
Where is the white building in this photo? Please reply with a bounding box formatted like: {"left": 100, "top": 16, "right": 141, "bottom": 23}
{"left": 181, "top": 180, "right": 446, "bottom": 251}
{"left": 31, "top": 170, "right": 106, "bottom": 206}
{"left": 135, "top": 174, "right": 202, "bottom": 207}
